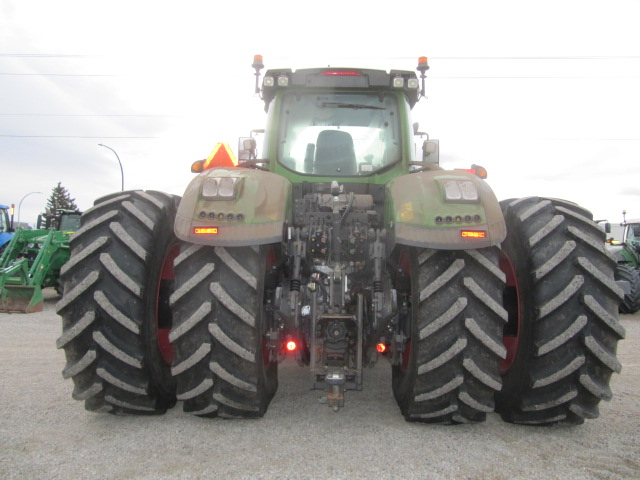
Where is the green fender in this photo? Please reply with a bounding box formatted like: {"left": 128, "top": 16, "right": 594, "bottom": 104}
{"left": 175, "top": 167, "right": 292, "bottom": 246}
{"left": 385, "top": 171, "right": 506, "bottom": 250}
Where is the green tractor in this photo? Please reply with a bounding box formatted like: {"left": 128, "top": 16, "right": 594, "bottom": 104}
{"left": 608, "top": 212, "right": 640, "bottom": 313}
{"left": 0, "top": 210, "right": 81, "bottom": 313}
{"left": 57, "top": 56, "right": 625, "bottom": 425}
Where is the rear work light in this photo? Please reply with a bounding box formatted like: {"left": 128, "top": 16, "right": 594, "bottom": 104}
{"left": 441, "top": 179, "right": 479, "bottom": 203}
{"left": 277, "top": 75, "right": 289, "bottom": 87}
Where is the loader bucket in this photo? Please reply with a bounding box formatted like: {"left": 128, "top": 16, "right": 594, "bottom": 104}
{"left": 0, "top": 285, "right": 44, "bottom": 313}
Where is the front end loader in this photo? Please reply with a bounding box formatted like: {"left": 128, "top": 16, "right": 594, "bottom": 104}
{"left": 0, "top": 210, "right": 80, "bottom": 313}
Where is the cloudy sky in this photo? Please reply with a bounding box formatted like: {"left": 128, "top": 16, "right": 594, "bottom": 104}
{"left": 1, "top": 0, "right": 639, "bottom": 231}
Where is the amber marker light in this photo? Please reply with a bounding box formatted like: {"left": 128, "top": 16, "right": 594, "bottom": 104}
{"left": 194, "top": 227, "right": 219, "bottom": 234}
{"left": 191, "top": 160, "right": 205, "bottom": 173}
{"left": 473, "top": 165, "right": 488, "bottom": 179}
{"left": 417, "top": 56, "right": 430, "bottom": 71}
{"left": 461, "top": 230, "right": 487, "bottom": 239}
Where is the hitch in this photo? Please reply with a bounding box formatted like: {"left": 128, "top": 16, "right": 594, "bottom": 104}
{"left": 310, "top": 292, "right": 364, "bottom": 411}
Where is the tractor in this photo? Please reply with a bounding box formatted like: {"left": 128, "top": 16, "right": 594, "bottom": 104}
{"left": 57, "top": 56, "right": 625, "bottom": 424}
{"left": 0, "top": 210, "right": 81, "bottom": 312}
{"left": 608, "top": 211, "right": 640, "bottom": 313}
{"left": 0, "top": 203, "right": 14, "bottom": 253}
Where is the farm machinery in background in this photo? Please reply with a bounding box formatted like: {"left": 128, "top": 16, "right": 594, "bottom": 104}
{"left": 0, "top": 210, "right": 81, "bottom": 313}
{"left": 57, "top": 56, "right": 625, "bottom": 425}
{"left": 607, "top": 211, "right": 640, "bottom": 313}
{"left": 0, "top": 203, "right": 15, "bottom": 253}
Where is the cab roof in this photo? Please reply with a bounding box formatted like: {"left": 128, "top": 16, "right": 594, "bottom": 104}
{"left": 261, "top": 67, "right": 420, "bottom": 109}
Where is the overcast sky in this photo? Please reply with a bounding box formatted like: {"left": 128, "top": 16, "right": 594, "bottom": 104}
{"left": 1, "top": 0, "right": 639, "bottom": 231}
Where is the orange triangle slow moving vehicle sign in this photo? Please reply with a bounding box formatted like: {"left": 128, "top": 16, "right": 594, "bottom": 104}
{"left": 203, "top": 143, "right": 237, "bottom": 169}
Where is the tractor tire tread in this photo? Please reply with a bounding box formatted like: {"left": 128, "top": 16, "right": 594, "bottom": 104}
{"left": 615, "top": 264, "right": 640, "bottom": 314}
{"left": 57, "top": 190, "right": 179, "bottom": 414}
{"left": 497, "top": 196, "right": 624, "bottom": 425}
{"left": 170, "top": 245, "right": 277, "bottom": 418}
{"left": 393, "top": 247, "right": 506, "bottom": 424}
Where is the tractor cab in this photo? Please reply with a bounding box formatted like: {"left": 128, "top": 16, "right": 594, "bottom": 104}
{"left": 252, "top": 60, "right": 437, "bottom": 184}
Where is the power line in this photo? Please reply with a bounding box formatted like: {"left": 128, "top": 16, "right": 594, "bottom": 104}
{"left": 0, "top": 113, "right": 177, "bottom": 117}
{"left": 0, "top": 135, "right": 158, "bottom": 138}
{"left": 0, "top": 72, "right": 116, "bottom": 76}
{"left": 429, "top": 75, "right": 640, "bottom": 79}
{"left": 2, "top": 135, "right": 638, "bottom": 141}
{"left": 430, "top": 56, "right": 640, "bottom": 60}
{"left": 0, "top": 54, "right": 101, "bottom": 58}
{"left": 4, "top": 54, "right": 638, "bottom": 59}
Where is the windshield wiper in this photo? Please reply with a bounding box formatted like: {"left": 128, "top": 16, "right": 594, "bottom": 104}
{"left": 319, "top": 102, "right": 385, "bottom": 110}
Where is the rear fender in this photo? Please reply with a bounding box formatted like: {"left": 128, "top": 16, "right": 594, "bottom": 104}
{"left": 386, "top": 171, "right": 506, "bottom": 250}
{"left": 175, "top": 167, "right": 292, "bottom": 246}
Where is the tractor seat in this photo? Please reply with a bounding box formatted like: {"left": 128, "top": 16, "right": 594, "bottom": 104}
{"left": 314, "top": 130, "right": 357, "bottom": 175}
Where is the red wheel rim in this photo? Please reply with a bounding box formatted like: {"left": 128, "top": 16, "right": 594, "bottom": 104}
{"left": 263, "top": 246, "right": 277, "bottom": 366}
{"left": 499, "top": 251, "right": 521, "bottom": 374}
{"left": 397, "top": 249, "right": 412, "bottom": 372}
{"left": 156, "top": 244, "right": 179, "bottom": 365}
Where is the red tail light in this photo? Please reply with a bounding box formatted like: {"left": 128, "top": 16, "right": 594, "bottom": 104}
{"left": 322, "top": 70, "right": 361, "bottom": 76}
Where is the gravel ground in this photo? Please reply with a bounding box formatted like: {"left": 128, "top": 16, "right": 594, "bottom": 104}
{"left": 1, "top": 289, "right": 639, "bottom": 480}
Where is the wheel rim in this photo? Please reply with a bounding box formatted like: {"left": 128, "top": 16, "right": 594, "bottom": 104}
{"left": 397, "top": 248, "right": 412, "bottom": 373}
{"left": 499, "top": 251, "right": 521, "bottom": 374}
{"left": 156, "top": 244, "right": 179, "bottom": 365}
{"left": 262, "top": 245, "right": 277, "bottom": 367}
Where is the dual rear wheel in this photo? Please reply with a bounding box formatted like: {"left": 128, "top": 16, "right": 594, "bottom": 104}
{"left": 57, "top": 190, "right": 277, "bottom": 417}
{"left": 393, "top": 197, "right": 625, "bottom": 425}
{"left": 58, "top": 192, "right": 624, "bottom": 424}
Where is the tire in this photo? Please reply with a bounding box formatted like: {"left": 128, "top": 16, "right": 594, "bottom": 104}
{"left": 391, "top": 247, "right": 507, "bottom": 423}
{"left": 497, "top": 197, "right": 626, "bottom": 425}
{"left": 169, "top": 244, "right": 278, "bottom": 418}
{"left": 56, "top": 190, "right": 179, "bottom": 414}
{"left": 615, "top": 264, "right": 640, "bottom": 314}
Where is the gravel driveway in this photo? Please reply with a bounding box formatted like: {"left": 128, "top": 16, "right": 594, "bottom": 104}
{"left": 1, "top": 289, "right": 639, "bottom": 479}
